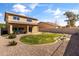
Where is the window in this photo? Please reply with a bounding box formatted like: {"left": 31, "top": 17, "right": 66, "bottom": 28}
{"left": 13, "top": 16, "right": 19, "bottom": 20}
{"left": 27, "top": 18, "right": 32, "bottom": 22}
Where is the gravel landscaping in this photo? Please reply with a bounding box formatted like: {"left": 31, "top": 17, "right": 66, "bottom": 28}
{"left": 0, "top": 33, "right": 71, "bottom": 56}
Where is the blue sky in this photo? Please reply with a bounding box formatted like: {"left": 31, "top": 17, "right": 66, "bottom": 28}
{"left": 0, "top": 3, "right": 79, "bottom": 26}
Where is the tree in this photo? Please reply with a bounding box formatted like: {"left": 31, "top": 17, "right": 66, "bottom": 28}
{"left": 64, "top": 11, "right": 78, "bottom": 27}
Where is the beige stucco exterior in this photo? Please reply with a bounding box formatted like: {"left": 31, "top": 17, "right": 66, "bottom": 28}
{"left": 7, "top": 15, "right": 27, "bottom": 23}
{"left": 5, "top": 12, "right": 39, "bottom": 34}
{"left": 32, "top": 26, "right": 39, "bottom": 33}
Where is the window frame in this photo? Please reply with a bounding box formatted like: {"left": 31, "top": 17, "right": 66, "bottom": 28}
{"left": 27, "top": 18, "right": 32, "bottom": 22}
{"left": 13, "top": 16, "right": 20, "bottom": 20}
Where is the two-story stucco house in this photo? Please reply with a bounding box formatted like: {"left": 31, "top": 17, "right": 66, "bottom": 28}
{"left": 4, "top": 12, "right": 39, "bottom": 34}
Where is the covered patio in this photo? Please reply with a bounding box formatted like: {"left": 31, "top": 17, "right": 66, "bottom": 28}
{"left": 7, "top": 22, "right": 38, "bottom": 34}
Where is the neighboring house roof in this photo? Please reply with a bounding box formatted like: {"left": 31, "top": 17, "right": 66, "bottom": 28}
{"left": 39, "top": 22, "right": 59, "bottom": 27}
{"left": 5, "top": 12, "right": 38, "bottom": 20}
{"left": 38, "top": 22, "right": 60, "bottom": 30}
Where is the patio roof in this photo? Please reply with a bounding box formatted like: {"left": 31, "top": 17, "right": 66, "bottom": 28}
{"left": 9, "top": 21, "right": 38, "bottom": 26}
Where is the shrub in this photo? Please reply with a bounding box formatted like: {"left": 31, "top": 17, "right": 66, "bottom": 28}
{"left": 7, "top": 40, "right": 17, "bottom": 46}
{"left": 8, "top": 33, "right": 16, "bottom": 39}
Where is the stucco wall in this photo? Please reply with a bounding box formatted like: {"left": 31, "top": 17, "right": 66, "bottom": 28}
{"left": 32, "top": 26, "right": 39, "bottom": 33}
{"left": 32, "top": 20, "right": 38, "bottom": 23}
{"left": 7, "top": 15, "right": 38, "bottom": 23}
{"left": 7, "top": 15, "right": 27, "bottom": 23}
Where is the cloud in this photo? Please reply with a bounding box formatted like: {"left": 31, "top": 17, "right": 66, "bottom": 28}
{"left": 0, "top": 13, "right": 5, "bottom": 23}
{"left": 29, "top": 3, "right": 38, "bottom": 10}
{"left": 0, "top": 19, "right": 5, "bottom": 23}
{"left": 76, "top": 21, "right": 79, "bottom": 26}
{"left": 44, "top": 8, "right": 67, "bottom": 26}
{"left": 44, "top": 8, "right": 79, "bottom": 26}
{"left": 45, "top": 8, "right": 65, "bottom": 16}
{"left": 44, "top": 8, "right": 54, "bottom": 13}
{"left": 12, "top": 4, "right": 31, "bottom": 13}
{"left": 69, "top": 9, "right": 79, "bottom": 14}
{"left": 45, "top": 8, "right": 65, "bottom": 19}
{"left": 53, "top": 8, "right": 62, "bottom": 15}
{"left": 0, "top": 13, "right": 2, "bottom": 16}
{"left": 54, "top": 15, "right": 60, "bottom": 19}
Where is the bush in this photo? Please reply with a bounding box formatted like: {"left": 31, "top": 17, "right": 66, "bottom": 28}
{"left": 7, "top": 40, "right": 17, "bottom": 46}
{"left": 8, "top": 33, "right": 16, "bottom": 39}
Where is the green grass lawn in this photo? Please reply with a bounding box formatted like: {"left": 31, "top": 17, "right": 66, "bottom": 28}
{"left": 20, "top": 33, "right": 63, "bottom": 45}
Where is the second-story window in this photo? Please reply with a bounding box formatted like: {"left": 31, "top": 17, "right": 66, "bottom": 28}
{"left": 27, "top": 18, "right": 32, "bottom": 22}
{"left": 13, "top": 16, "right": 19, "bottom": 20}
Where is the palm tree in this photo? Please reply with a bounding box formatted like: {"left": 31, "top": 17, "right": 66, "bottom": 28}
{"left": 64, "top": 11, "right": 78, "bottom": 27}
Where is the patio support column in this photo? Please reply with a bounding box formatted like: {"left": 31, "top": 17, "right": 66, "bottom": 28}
{"left": 27, "top": 25, "right": 29, "bottom": 33}
{"left": 9, "top": 24, "right": 13, "bottom": 34}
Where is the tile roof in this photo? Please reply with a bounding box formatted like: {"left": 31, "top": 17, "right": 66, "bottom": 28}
{"left": 5, "top": 12, "right": 38, "bottom": 20}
